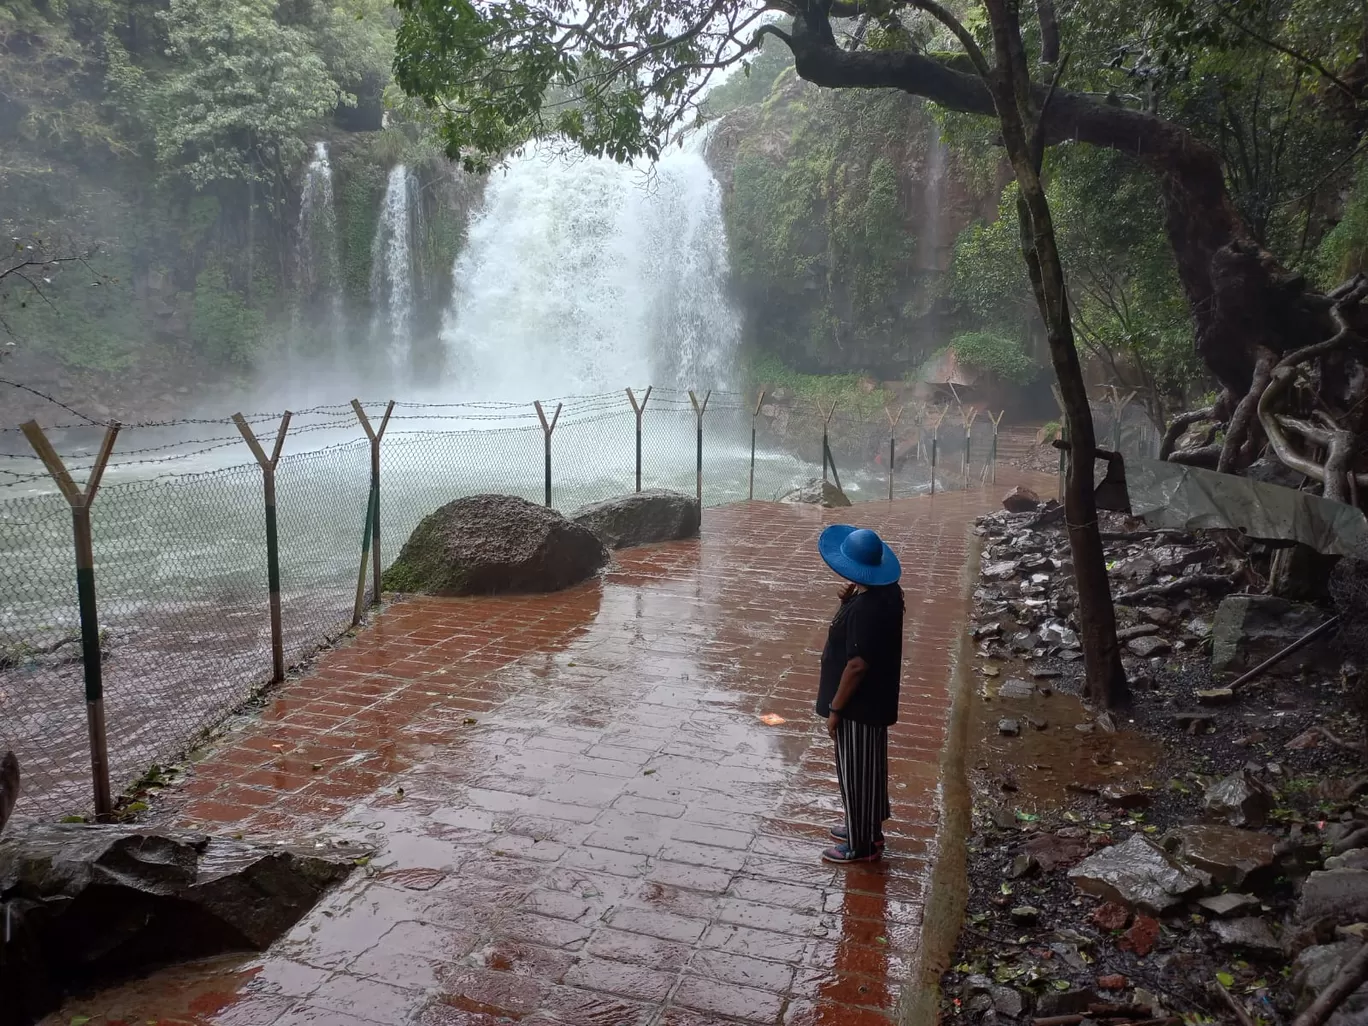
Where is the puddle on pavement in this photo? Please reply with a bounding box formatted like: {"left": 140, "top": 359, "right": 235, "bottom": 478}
{"left": 968, "top": 662, "right": 1162, "bottom": 809}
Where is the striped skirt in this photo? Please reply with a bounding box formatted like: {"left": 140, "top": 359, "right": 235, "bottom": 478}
{"left": 834, "top": 718, "right": 891, "bottom": 855}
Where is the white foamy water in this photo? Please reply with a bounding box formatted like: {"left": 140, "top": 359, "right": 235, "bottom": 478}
{"left": 442, "top": 135, "right": 741, "bottom": 400}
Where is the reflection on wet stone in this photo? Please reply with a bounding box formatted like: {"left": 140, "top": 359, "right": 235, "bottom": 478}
{"left": 42, "top": 482, "right": 1050, "bottom": 1026}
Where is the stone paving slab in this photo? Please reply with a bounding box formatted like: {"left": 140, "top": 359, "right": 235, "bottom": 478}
{"left": 47, "top": 484, "right": 1045, "bottom": 1026}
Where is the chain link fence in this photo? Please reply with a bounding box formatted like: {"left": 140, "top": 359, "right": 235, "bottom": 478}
{"left": 0, "top": 385, "right": 1014, "bottom": 819}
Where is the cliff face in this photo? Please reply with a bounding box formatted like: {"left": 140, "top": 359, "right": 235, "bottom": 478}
{"left": 706, "top": 72, "right": 1008, "bottom": 378}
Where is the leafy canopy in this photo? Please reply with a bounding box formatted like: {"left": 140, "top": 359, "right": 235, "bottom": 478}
{"left": 393, "top": 0, "right": 773, "bottom": 170}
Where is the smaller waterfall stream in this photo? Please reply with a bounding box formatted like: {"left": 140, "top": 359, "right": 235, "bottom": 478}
{"left": 918, "top": 127, "right": 949, "bottom": 272}
{"left": 292, "top": 141, "right": 342, "bottom": 355}
{"left": 370, "top": 164, "right": 422, "bottom": 380}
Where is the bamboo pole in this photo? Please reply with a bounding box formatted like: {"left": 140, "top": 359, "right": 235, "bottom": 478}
{"left": 351, "top": 400, "right": 394, "bottom": 607}
{"left": 534, "top": 400, "right": 562, "bottom": 507}
{"left": 234, "top": 412, "right": 292, "bottom": 683}
{"left": 22, "top": 419, "right": 121, "bottom": 819}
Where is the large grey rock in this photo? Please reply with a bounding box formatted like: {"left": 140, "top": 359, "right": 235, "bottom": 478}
{"left": 1162, "top": 824, "right": 1278, "bottom": 887}
{"left": 382, "top": 493, "right": 608, "bottom": 596}
{"left": 1298, "top": 869, "right": 1368, "bottom": 928}
{"left": 1067, "top": 833, "right": 1211, "bottom": 914}
{"left": 1203, "top": 769, "right": 1273, "bottom": 828}
{"left": 1210, "top": 595, "right": 1333, "bottom": 677}
{"left": 780, "top": 478, "right": 851, "bottom": 508}
{"left": 570, "top": 490, "right": 700, "bottom": 550}
{"left": 0, "top": 822, "right": 353, "bottom": 1026}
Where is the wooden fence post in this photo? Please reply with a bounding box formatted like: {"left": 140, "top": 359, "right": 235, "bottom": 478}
{"left": 688, "top": 389, "right": 710, "bottom": 505}
{"left": 1107, "top": 387, "right": 1135, "bottom": 454}
{"left": 352, "top": 400, "right": 394, "bottom": 609}
{"left": 885, "top": 405, "right": 905, "bottom": 501}
{"left": 626, "top": 386, "right": 652, "bottom": 493}
{"left": 534, "top": 400, "right": 562, "bottom": 507}
{"left": 818, "top": 400, "right": 842, "bottom": 492}
{"left": 234, "top": 412, "right": 292, "bottom": 684}
{"left": 749, "top": 389, "right": 766, "bottom": 501}
{"left": 21, "top": 419, "right": 120, "bottom": 819}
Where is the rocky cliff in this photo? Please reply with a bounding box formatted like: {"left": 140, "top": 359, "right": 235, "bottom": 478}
{"left": 706, "top": 69, "right": 1010, "bottom": 379}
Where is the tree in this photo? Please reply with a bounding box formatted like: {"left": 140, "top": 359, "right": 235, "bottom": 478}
{"left": 392, "top": 0, "right": 1147, "bottom": 706}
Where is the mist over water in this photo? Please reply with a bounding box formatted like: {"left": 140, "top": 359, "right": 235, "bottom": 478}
{"left": 441, "top": 135, "right": 741, "bottom": 402}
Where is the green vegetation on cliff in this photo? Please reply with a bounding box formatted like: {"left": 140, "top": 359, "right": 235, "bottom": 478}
{"left": 0, "top": 0, "right": 463, "bottom": 381}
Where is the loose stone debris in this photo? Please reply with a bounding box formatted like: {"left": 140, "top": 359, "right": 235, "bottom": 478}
{"left": 941, "top": 490, "right": 1368, "bottom": 1025}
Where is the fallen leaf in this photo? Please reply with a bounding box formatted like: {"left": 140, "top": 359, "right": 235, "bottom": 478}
{"left": 759, "top": 713, "right": 786, "bottom": 726}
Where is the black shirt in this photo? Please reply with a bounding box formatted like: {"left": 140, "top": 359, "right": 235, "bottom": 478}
{"left": 816, "top": 584, "right": 905, "bottom": 727}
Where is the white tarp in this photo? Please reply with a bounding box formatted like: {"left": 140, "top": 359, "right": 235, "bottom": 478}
{"left": 1126, "top": 458, "right": 1368, "bottom": 556}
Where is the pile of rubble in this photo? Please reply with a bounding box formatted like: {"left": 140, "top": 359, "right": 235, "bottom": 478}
{"left": 944, "top": 486, "right": 1368, "bottom": 1025}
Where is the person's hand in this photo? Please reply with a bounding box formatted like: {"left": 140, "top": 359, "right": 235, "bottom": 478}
{"left": 827, "top": 711, "right": 840, "bottom": 738}
{"left": 837, "top": 582, "right": 856, "bottom": 603}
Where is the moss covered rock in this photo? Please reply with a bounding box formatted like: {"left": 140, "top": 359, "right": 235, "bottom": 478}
{"left": 383, "top": 494, "right": 607, "bottom": 596}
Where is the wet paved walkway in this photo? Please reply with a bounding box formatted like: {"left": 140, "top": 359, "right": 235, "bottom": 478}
{"left": 52, "top": 484, "right": 1045, "bottom": 1026}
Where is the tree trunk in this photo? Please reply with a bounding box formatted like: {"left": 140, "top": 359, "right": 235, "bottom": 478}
{"left": 981, "top": 0, "right": 1129, "bottom": 709}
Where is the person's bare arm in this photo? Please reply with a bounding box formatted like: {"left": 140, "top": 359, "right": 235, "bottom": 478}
{"left": 827, "top": 657, "right": 868, "bottom": 737}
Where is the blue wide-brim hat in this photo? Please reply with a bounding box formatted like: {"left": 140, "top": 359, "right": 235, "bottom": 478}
{"left": 818, "top": 525, "right": 901, "bottom": 586}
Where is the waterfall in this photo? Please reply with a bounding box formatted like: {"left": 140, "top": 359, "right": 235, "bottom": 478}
{"left": 918, "top": 126, "right": 949, "bottom": 272}
{"left": 370, "top": 164, "right": 422, "bottom": 380}
{"left": 293, "top": 141, "right": 342, "bottom": 353}
{"left": 441, "top": 134, "right": 740, "bottom": 400}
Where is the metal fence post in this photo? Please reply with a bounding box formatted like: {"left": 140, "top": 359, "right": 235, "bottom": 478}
{"left": 234, "top": 412, "right": 292, "bottom": 684}
{"left": 988, "top": 410, "right": 1004, "bottom": 484}
{"left": 927, "top": 407, "right": 946, "bottom": 496}
{"left": 352, "top": 485, "right": 378, "bottom": 627}
{"left": 534, "top": 400, "right": 562, "bottom": 507}
{"left": 626, "top": 386, "right": 652, "bottom": 493}
{"left": 688, "top": 389, "right": 710, "bottom": 505}
{"left": 962, "top": 407, "right": 980, "bottom": 487}
{"left": 352, "top": 400, "right": 394, "bottom": 608}
{"left": 885, "top": 404, "right": 904, "bottom": 501}
{"left": 818, "top": 400, "right": 838, "bottom": 486}
{"left": 749, "top": 389, "right": 766, "bottom": 501}
{"left": 21, "top": 419, "right": 120, "bottom": 819}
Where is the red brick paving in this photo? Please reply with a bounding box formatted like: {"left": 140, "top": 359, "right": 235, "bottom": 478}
{"left": 49, "top": 481, "right": 1048, "bottom": 1026}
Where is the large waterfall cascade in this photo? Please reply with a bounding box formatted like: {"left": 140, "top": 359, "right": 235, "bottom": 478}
{"left": 441, "top": 135, "right": 742, "bottom": 402}
{"left": 370, "top": 164, "right": 423, "bottom": 380}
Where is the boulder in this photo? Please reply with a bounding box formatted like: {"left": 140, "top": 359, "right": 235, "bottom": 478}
{"left": 1002, "top": 485, "right": 1042, "bottom": 513}
{"left": 1298, "top": 869, "right": 1368, "bottom": 928}
{"left": 1203, "top": 770, "right": 1273, "bottom": 828}
{"left": 0, "top": 821, "right": 353, "bottom": 1026}
{"left": 1067, "top": 833, "right": 1211, "bottom": 914}
{"left": 382, "top": 494, "right": 608, "bottom": 596}
{"left": 570, "top": 490, "right": 700, "bottom": 550}
{"left": 780, "top": 478, "right": 851, "bottom": 508}
{"left": 1210, "top": 595, "right": 1334, "bottom": 678}
{"left": 1161, "top": 824, "right": 1278, "bottom": 887}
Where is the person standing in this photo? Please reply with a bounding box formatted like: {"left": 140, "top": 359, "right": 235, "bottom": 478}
{"left": 814, "top": 525, "right": 905, "bottom": 864}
